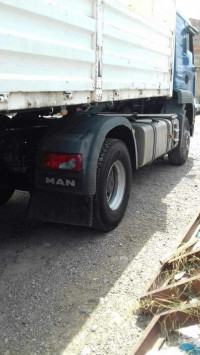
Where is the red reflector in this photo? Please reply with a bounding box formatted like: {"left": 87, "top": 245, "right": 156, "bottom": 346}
{"left": 44, "top": 153, "right": 82, "bottom": 171}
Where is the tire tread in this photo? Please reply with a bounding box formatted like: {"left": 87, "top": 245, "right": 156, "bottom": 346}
{"left": 93, "top": 138, "right": 118, "bottom": 231}
{"left": 168, "top": 116, "right": 190, "bottom": 165}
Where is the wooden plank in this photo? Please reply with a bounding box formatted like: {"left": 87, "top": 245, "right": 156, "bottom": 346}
{"left": 162, "top": 211, "right": 200, "bottom": 264}
{"left": 143, "top": 211, "right": 200, "bottom": 294}
{"left": 131, "top": 314, "right": 160, "bottom": 355}
{"left": 135, "top": 214, "right": 200, "bottom": 353}
{"left": 140, "top": 274, "right": 200, "bottom": 313}
{"left": 145, "top": 249, "right": 200, "bottom": 293}
{"left": 168, "top": 248, "right": 200, "bottom": 264}
{"left": 131, "top": 303, "right": 200, "bottom": 355}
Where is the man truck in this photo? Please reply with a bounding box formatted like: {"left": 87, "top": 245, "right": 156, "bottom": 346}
{"left": 0, "top": 0, "right": 198, "bottom": 231}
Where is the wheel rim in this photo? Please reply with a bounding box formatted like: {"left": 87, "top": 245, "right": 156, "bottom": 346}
{"left": 106, "top": 160, "right": 126, "bottom": 210}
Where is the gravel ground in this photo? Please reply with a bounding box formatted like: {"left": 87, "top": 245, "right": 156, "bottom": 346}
{"left": 0, "top": 117, "right": 200, "bottom": 355}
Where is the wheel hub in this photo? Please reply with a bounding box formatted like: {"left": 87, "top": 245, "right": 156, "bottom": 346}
{"left": 106, "top": 160, "right": 126, "bottom": 211}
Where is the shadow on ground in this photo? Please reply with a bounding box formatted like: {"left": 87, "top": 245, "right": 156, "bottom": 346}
{"left": 0, "top": 156, "right": 194, "bottom": 354}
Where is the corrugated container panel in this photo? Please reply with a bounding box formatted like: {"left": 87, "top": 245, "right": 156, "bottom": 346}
{"left": 0, "top": 0, "right": 95, "bottom": 94}
{"left": 101, "top": 0, "right": 174, "bottom": 101}
{"left": 0, "top": 0, "right": 176, "bottom": 112}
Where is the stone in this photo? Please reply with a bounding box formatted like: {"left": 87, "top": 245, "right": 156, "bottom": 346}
{"left": 90, "top": 325, "right": 98, "bottom": 332}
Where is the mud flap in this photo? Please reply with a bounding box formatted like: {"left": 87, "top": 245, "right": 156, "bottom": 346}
{"left": 28, "top": 190, "right": 93, "bottom": 227}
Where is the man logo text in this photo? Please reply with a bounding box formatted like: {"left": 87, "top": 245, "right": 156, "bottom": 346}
{"left": 45, "top": 177, "right": 75, "bottom": 187}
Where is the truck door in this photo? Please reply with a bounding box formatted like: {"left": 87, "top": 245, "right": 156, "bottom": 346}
{"left": 183, "top": 31, "right": 194, "bottom": 93}
{"left": 174, "top": 12, "right": 197, "bottom": 95}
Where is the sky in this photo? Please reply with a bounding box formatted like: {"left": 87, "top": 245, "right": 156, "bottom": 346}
{"left": 176, "top": 0, "right": 200, "bottom": 20}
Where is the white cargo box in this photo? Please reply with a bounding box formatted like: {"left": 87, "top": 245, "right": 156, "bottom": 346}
{"left": 0, "top": 0, "right": 176, "bottom": 112}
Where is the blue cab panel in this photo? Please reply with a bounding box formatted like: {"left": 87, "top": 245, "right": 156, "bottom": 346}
{"left": 174, "top": 12, "right": 195, "bottom": 94}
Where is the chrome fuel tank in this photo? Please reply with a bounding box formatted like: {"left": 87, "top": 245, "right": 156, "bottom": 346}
{"left": 132, "top": 118, "right": 179, "bottom": 167}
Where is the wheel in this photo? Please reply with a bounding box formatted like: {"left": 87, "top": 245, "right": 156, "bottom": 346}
{"left": 93, "top": 138, "right": 132, "bottom": 231}
{"left": 168, "top": 115, "right": 190, "bottom": 165}
{"left": 0, "top": 188, "right": 14, "bottom": 206}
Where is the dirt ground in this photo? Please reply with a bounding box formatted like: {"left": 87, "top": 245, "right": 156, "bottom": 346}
{"left": 0, "top": 117, "right": 200, "bottom": 355}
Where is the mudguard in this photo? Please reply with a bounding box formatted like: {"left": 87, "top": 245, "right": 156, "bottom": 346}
{"left": 174, "top": 89, "right": 194, "bottom": 106}
{"left": 35, "top": 113, "right": 137, "bottom": 196}
{"left": 163, "top": 89, "right": 196, "bottom": 137}
{"left": 174, "top": 89, "right": 195, "bottom": 135}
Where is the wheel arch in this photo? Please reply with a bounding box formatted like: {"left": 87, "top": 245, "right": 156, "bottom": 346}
{"left": 173, "top": 89, "right": 195, "bottom": 136}
{"left": 106, "top": 125, "right": 138, "bottom": 171}
{"left": 84, "top": 115, "right": 138, "bottom": 195}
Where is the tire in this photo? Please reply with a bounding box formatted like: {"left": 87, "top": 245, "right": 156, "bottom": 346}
{"left": 0, "top": 188, "right": 14, "bottom": 207}
{"left": 93, "top": 138, "right": 132, "bottom": 231}
{"left": 168, "top": 115, "right": 190, "bottom": 165}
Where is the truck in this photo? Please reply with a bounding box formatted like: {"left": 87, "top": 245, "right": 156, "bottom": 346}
{"left": 0, "top": 0, "right": 198, "bottom": 231}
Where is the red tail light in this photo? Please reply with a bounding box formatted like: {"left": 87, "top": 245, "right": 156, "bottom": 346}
{"left": 44, "top": 153, "right": 82, "bottom": 171}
